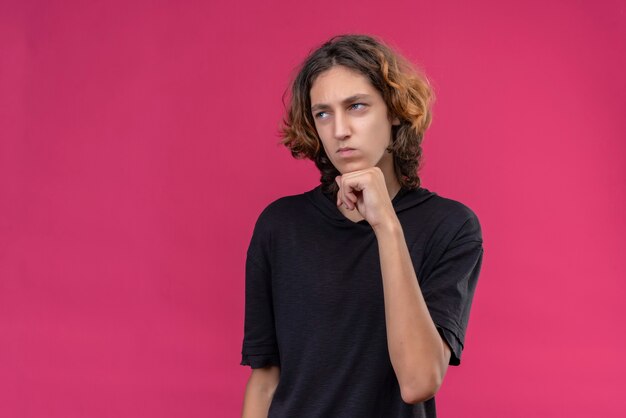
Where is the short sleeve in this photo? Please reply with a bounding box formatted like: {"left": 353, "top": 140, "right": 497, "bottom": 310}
{"left": 420, "top": 212, "right": 484, "bottom": 366}
{"left": 240, "top": 214, "right": 281, "bottom": 369}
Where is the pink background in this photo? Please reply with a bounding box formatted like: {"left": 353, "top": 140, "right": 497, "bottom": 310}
{"left": 1, "top": 0, "right": 625, "bottom": 417}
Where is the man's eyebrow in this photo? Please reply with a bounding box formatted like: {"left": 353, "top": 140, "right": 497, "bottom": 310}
{"left": 311, "top": 94, "right": 372, "bottom": 112}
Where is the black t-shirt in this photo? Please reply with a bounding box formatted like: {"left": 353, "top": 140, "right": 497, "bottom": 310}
{"left": 240, "top": 183, "right": 484, "bottom": 417}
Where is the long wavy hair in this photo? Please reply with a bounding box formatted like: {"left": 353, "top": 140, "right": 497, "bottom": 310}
{"left": 277, "top": 33, "right": 435, "bottom": 196}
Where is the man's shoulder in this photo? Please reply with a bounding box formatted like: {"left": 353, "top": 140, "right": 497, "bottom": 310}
{"left": 251, "top": 188, "right": 312, "bottom": 229}
{"left": 431, "top": 195, "right": 478, "bottom": 220}
{"left": 416, "top": 188, "right": 480, "bottom": 224}
{"left": 259, "top": 189, "right": 310, "bottom": 215}
{"left": 421, "top": 191, "right": 483, "bottom": 246}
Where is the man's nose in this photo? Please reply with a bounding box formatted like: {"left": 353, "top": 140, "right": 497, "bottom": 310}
{"left": 333, "top": 111, "right": 351, "bottom": 139}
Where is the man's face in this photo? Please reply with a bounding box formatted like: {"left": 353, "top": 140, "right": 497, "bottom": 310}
{"left": 309, "top": 65, "right": 400, "bottom": 175}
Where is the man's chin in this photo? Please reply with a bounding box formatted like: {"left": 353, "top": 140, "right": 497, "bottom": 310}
{"left": 336, "top": 162, "right": 374, "bottom": 175}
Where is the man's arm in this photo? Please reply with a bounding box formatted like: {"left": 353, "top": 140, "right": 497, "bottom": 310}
{"left": 373, "top": 219, "right": 452, "bottom": 405}
{"left": 241, "top": 365, "right": 280, "bottom": 418}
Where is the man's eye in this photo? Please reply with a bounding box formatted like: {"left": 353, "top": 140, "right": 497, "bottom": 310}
{"left": 314, "top": 104, "right": 365, "bottom": 119}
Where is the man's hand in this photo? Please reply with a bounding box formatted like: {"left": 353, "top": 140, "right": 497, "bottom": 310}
{"left": 335, "top": 167, "right": 397, "bottom": 229}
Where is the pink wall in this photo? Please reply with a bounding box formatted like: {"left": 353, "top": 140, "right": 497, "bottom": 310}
{"left": 1, "top": 0, "right": 624, "bottom": 416}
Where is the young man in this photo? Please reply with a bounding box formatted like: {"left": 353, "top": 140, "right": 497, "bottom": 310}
{"left": 240, "top": 34, "right": 484, "bottom": 418}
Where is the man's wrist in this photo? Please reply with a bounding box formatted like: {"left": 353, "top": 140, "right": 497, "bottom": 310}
{"left": 372, "top": 215, "right": 403, "bottom": 237}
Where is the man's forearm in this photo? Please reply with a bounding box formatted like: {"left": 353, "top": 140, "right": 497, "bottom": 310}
{"left": 241, "top": 371, "right": 278, "bottom": 418}
{"left": 373, "top": 218, "right": 448, "bottom": 404}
